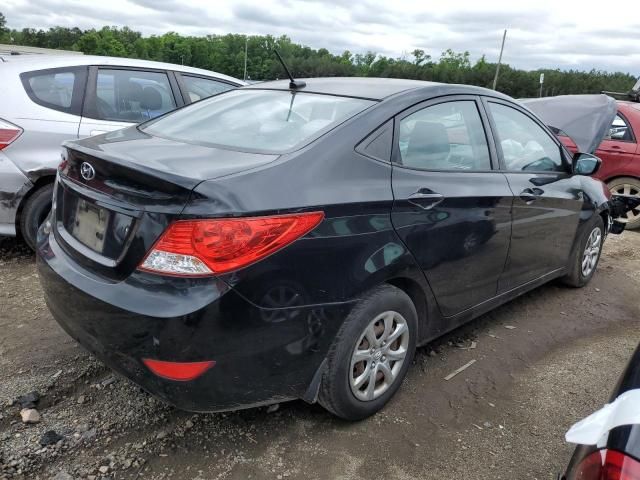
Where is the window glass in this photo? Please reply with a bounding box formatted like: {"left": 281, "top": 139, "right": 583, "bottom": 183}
{"left": 181, "top": 75, "right": 235, "bottom": 102}
{"left": 95, "top": 69, "right": 176, "bottom": 122}
{"left": 356, "top": 121, "right": 393, "bottom": 162}
{"left": 398, "top": 100, "right": 491, "bottom": 170}
{"left": 488, "top": 102, "right": 563, "bottom": 172}
{"left": 143, "top": 89, "right": 374, "bottom": 153}
{"left": 28, "top": 71, "right": 75, "bottom": 108}
{"left": 607, "top": 114, "right": 633, "bottom": 141}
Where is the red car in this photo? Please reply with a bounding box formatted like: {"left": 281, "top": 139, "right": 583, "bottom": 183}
{"left": 559, "top": 101, "right": 640, "bottom": 229}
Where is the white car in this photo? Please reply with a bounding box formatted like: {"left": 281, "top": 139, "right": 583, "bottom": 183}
{"left": 0, "top": 54, "right": 244, "bottom": 249}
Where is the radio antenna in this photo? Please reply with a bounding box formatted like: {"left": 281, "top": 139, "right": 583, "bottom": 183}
{"left": 274, "top": 49, "right": 306, "bottom": 89}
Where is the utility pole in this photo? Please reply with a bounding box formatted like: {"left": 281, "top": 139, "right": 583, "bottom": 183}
{"left": 492, "top": 29, "right": 507, "bottom": 91}
{"left": 539, "top": 73, "right": 544, "bottom": 97}
{"left": 243, "top": 37, "right": 248, "bottom": 82}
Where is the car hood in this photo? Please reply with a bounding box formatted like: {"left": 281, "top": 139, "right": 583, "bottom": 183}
{"left": 521, "top": 94, "right": 617, "bottom": 154}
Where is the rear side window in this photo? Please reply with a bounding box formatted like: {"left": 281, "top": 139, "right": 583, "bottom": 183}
{"left": 180, "top": 75, "right": 235, "bottom": 102}
{"left": 91, "top": 69, "right": 177, "bottom": 123}
{"left": 356, "top": 121, "right": 393, "bottom": 162}
{"left": 398, "top": 100, "right": 491, "bottom": 170}
{"left": 20, "top": 67, "right": 87, "bottom": 115}
{"left": 142, "top": 89, "right": 375, "bottom": 153}
{"left": 607, "top": 114, "right": 634, "bottom": 142}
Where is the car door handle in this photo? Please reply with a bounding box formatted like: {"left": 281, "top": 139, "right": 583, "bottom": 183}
{"left": 519, "top": 188, "right": 543, "bottom": 204}
{"left": 408, "top": 190, "right": 444, "bottom": 210}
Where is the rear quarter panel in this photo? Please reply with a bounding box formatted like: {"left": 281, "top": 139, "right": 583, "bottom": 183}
{"left": 181, "top": 100, "right": 436, "bottom": 339}
{"left": 185, "top": 141, "right": 422, "bottom": 307}
{"left": 0, "top": 63, "right": 81, "bottom": 179}
{"left": 5, "top": 118, "right": 79, "bottom": 178}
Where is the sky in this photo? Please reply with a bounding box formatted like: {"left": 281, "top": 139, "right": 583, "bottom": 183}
{"left": 2, "top": 0, "right": 639, "bottom": 75}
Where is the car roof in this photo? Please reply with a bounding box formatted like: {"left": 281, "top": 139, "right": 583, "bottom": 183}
{"left": 0, "top": 54, "right": 245, "bottom": 85}
{"left": 244, "top": 76, "right": 506, "bottom": 101}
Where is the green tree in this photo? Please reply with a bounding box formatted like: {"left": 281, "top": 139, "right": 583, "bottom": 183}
{"left": 412, "top": 49, "right": 430, "bottom": 65}
{"left": 1, "top": 20, "right": 635, "bottom": 97}
{"left": 0, "top": 12, "right": 8, "bottom": 41}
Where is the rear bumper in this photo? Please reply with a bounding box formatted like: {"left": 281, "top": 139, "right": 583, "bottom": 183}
{"left": 37, "top": 230, "right": 350, "bottom": 412}
{"left": 0, "top": 151, "right": 32, "bottom": 236}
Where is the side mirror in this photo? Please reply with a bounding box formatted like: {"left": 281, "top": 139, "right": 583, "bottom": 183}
{"left": 573, "top": 153, "right": 601, "bottom": 176}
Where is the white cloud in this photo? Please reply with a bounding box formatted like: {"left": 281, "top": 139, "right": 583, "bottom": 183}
{"left": 3, "top": 0, "right": 639, "bottom": 74}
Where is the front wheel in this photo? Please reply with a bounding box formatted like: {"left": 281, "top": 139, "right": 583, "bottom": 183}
{"left": 561, "top": 215, "right": 604, "bottom": 288}
{"left": 318, "top": 284, "right": 417, "bottom": 421}
{"left": 608, "top": 177, "right": 640, "bottom": 230}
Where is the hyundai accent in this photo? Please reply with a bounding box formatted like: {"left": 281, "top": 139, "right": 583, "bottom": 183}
{"left": 37, "top": 78, "right": 620, "bottom": 420}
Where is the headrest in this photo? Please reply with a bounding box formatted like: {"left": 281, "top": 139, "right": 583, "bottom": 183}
{"left": 404, "top": 121, "right": 450, "bottom": 168}
{"left": 121, "top": 81, "right": 144, "bottom": 101}
{"left": 140, "top": 86, "right": 162, "bottom": 110}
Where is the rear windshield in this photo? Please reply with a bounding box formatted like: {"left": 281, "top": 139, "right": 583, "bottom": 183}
{"left": 142, "top": 89, "right": 374, "bottom": 153}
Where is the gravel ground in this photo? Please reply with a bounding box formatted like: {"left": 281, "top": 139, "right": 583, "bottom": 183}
{"left": 0, "top": 230, "right": 638, "bottom": 480}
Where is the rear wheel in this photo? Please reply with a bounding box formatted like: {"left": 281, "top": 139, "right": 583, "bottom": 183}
{"left": 20, "top": 184, "right": 53, "bottom": 251}
{"left": 561, "top": 215, "right": 604, "bottom": 288}
{"left": 608, "top": 177, "right": 640, "bottom": 230}
{"left": 318, "top": 284, "right": 417, "bottom": 421}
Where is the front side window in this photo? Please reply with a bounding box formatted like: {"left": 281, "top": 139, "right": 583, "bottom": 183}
{"left": 25, "top": 70, "right": 76, "bottom": 109}
{"left": 93, "top": 69, "right": 177, "bottom": 123}
{"left": 398, "top": 100, "right": 491, "bottom": 170}
{"left": 488, "top": 102, "right": 564, "bottom": 172}
{"left": 181, "top": 75, "right": 235, "bottom": 102}
{"left": 143, "top": 89, "right": 374, "bottom": 153}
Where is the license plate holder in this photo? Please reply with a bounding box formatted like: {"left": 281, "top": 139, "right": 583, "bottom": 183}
{"left": 71, "top": 199, "right": 109, "bottom": 252}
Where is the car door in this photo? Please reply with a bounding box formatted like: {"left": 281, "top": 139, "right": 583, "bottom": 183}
{"left": 390, "top": 96, "right": 513, "bottom": 317}
{"left": 78, "top": 67, "right": 183, "bottom": 137}
{"left": 483, "top": 98, "right": 584, "bottom": 291}
{"left": 595, "top": 112, "right": 637, "bottom": 180}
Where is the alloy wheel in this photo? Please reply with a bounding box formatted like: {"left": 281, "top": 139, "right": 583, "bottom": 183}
{"left": 349, "top": 311, "right": 410, "bottom": 402}
{"left": 610, "top": 183, "right": 640, "bottom": 224}
{"left": 581, "top": 227, "right": 602, "bottom": 277}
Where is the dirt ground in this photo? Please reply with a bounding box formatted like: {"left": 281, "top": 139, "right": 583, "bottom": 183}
{"left": 0, "top": 231, "right": 638, "bottom": 480}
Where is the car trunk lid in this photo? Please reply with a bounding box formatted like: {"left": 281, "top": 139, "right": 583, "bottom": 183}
{"left": 54, "top": 127, "right": 278, "bottom": 279}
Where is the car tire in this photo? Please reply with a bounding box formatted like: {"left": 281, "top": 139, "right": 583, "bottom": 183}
{"left": 318, "top": 284, "right": 417, "bottom": 421}
{"left": 607, "top": 177, "right": 640, "bottom": 230}
{"left": 20, "top": 184, "right": 53, "bottom": 252}
{"left": 561, "top": 215, "right": 605, "bottom": 288}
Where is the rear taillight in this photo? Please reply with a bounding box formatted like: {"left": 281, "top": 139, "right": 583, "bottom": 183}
{"left": 572, "top": 449, "right": 640, "bottom": 480}
{"left": 0, "top": 119, "right": 23, "bottom": 150}
{"left": 58, "top": 147, "right": 68, "bottom": 171}
{"left": 139, "top": 211, "right": 324, "bottom": 276}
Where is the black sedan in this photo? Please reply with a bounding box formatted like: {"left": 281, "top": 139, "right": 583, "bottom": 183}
{"left": 37, "top": 77, "right": 616, "bottom": 420}
{"left": 563, "top": 343, "right": 640, "bottom": 479}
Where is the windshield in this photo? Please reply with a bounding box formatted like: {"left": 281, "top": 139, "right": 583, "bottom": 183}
{"left": 142, "top": 89, "right": 375, "bottom": 153}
